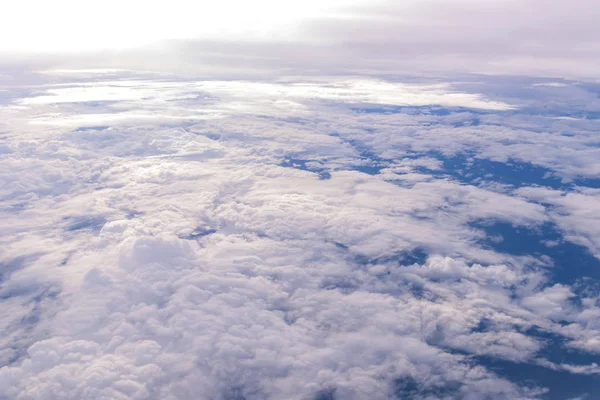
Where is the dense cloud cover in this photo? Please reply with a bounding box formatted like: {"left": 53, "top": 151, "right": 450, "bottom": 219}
{"left": 1, "top": 69, "right": 599, "bottom": 399}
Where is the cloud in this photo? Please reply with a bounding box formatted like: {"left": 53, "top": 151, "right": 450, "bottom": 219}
{"left": 517, "top": 187, "right": 600, "bottom": 258}
{"left": 2, "top": 70, "right": 600, "bottom": 399}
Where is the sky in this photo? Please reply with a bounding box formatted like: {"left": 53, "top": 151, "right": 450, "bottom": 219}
{"left": 1, "top": 2, "right": 600, "bottom": 400}
{"left": 1, "top": 0, "right": 354, "bottom": 51}
{"left": 1, "top": 0, "right": 599, "bottom": 78}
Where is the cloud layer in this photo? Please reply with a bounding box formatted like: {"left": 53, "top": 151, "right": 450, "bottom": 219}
{"left": 1, "top": 69, "right": 600, "bottom": 399}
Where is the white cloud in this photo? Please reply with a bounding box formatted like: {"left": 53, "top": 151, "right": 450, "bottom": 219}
{"left": 1, "top": 70, "right": 599, "bottom": 399}
{"left": 517, "top": 187, "right": 600, "bottom": 258}
{"left": 18, "top": 79, "right": 514, "bottom": 110}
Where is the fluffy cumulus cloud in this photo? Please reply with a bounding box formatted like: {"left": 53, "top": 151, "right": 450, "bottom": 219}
{"left": 1, "top": 68, "right": 600, "bottom": 400}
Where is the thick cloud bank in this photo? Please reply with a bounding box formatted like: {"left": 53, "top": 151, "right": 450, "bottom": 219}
{"left": 1, "top": 69, "right": 600, "bottom": 399}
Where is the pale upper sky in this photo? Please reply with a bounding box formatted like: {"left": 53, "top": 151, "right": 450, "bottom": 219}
{"left": 1, "top": 0, "right": 367, "bottom": 52}
{"left": 1, "top": 0, "right": 599, "bottom": 79}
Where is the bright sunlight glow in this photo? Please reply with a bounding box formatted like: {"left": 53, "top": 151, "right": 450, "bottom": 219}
{"left": 1, "top": 0, "right": 367, "bottom": 53}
